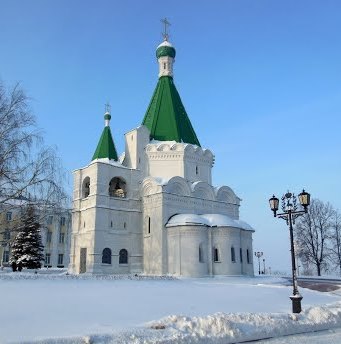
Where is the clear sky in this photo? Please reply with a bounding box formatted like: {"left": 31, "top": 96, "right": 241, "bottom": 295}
{"left": 1, "top": 0, "right": 341, "bottom": 273}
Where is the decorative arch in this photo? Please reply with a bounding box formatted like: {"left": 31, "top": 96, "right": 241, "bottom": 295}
{"left": 102, "top": 248, "right": 111, "bottom": 264}
{"left": 82, "top": 177, "right": 90, "bottom": 198}
{"left": 215, "top": 186, "right": 239, "bottom": 204}
{"left": 191, "top": 181, "right": 215, "bottom": 200}
{"left": 164, "top": 176, "right": 191, "bottom": 196}
{"left": 109, "top": 177, "right": 127, "bottom": 198}
{"left": 141, "top": 177, "right": 163, "bottom": 196}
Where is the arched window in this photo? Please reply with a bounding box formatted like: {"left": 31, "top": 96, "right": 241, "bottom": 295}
{"left": 231, "top": 247, "right": 236, "bottom": 262}
{"left": 240, "top": 248, "right": 243, "bottom": 263}
{"left": 247, "top": 249, "right": 250, "bottom": 264}
{"left": 82, "top": 177, "right": 90, "bottom": 198}
{"left": 119, "top": 249, "right": 128, "bottom": 264}
{"left": 102, "top": 248, "right": 111, "bottom": 264}
{"left": 213, "top": 247, "right": 219, "bottom": 262}
{"left": 109, "top": 177, "right": 126, "bottom": 198}
{"left": 199, "top": 244, "right": 204, "bottom": 263}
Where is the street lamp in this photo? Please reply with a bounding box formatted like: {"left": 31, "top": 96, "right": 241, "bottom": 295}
{"left": 254, "top": 251, "right": 263, "bottom": 275}
{"left": 269, "top": 189, "right": 310, "bottom": 313}
{"left": 263, "top": 258, "right": 266, "bottom": 274}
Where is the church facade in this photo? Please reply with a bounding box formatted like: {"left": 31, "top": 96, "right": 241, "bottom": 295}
{"left": 69, "top": 35, "right": 255, "bottom": 277}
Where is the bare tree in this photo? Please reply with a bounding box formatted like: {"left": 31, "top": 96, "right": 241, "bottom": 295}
{"left": 295, "top": 199, "right": 334, "bottom": 276}
{"left": 0, "top": 81, "right": 69, "bottom": 228}
{"left": 329, "top": 209, "right": 341, "bottom": 275}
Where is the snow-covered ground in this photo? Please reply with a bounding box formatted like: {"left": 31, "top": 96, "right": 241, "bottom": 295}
{"left": 1, "top": 270, "right": 341, "bottom": 343}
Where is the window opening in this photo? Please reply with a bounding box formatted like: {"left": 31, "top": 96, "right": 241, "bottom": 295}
{"left": 102, "top": 248, "right": 112, "bottom": 264}
{"left": 109, "top": 177, "right": 126, "bottom": 198}
{"left": 119, "top": 249, "right": 128, "bottom": 264}
{"left": 231, "top": 247, "right": 236, "bottom": 262}
{"left": 213, "top": 247, "right": 219, "bottom": 262}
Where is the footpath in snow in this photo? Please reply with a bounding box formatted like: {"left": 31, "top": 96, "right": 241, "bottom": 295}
{"left": 1, "top": 271, "right": 341, "bottom": 343}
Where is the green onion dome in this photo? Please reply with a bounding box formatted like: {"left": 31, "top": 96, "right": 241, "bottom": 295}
{"left": 104, "top": 113, "right": 111, "bottom": 121}
{"left": 156, "top": 41, "right": 176, "bottom": 59}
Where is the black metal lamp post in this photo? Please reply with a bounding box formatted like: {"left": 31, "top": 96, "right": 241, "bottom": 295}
{"left": 269, "top": 189, "right": 310, "bottom": 313}
{"left": 254, "top": 251, "right": 263, "bottom": 275}
{"left": 263, "top": 258, "right": 266, "bottom": 274}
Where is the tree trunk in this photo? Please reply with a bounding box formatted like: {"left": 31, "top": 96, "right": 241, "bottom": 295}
{"left": 317, "top": 263, "right": 321, "bottom": 276}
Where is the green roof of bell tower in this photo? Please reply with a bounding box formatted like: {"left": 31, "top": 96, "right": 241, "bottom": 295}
{"left": 142, "top": 36, "right": 201, "bottom": 147}
{"left": 92, "top": 111, "right": 118, "bottom": 161}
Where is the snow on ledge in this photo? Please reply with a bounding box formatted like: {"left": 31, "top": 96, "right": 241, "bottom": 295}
{"left": 166, "top": 213, "right": 254, "bottom": 231}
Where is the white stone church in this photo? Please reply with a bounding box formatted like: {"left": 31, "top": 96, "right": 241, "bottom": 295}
{"left": 69, "top": 33, "right": 255, "bottom": 277}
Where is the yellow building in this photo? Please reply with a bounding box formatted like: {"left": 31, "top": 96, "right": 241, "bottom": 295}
{"left": 0, "top": 200, "right": 71, "bottom": 268}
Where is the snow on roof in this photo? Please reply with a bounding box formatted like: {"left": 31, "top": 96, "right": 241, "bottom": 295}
{"left": 91, "top": 158, "right": 129, "bottom": 169}
{"left": 166, "top": 213, "right": 254, "bottom": 231}
{"left": 157, "top": 40, "right": 174, "bottom": 48}
{"left": 153, "top": 177, "right": 170, "bottom": 186}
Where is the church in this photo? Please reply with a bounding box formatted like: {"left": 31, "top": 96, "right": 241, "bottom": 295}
{"left": 68, "top": 29, "right": 255, "bottom": 277}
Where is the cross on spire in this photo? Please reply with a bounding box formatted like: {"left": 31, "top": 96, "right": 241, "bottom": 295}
{"left": 105, "top": 102, "right": 111, "bottom": 114}
{"left": 161, "top": 18, "right": 171, "bottom": 41}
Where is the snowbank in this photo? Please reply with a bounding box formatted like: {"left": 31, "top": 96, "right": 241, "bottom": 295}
{"left": 22, "top": 303, "right": 341, "bottom": 344}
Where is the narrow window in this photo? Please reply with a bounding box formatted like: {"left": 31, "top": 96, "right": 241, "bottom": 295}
{"left": 240, "top": 248, "right": 243, "bottom": 263}
{"left": 83, "top": 221, "right": 86, "bottom": 228}
{"left": 119, "top": 249, "right": 128, "bottom": 264}
{"left": 47, "top": 216, "right": 53, "bottom": 225}
{"left": 247, "top": 249, "right": 250, "bottom": 264}
{"left": 4, "top": 229, "right": 10, "bottom": 241}
{"left": 231, "top": 247, "right": 236, "bottom": 262}
{"left": 2, "top": 250, "right": 9, "bottom": 263}
{"left": 124, "top": 222, "right": 126, "bottom": 229}
{"left": 59, "top": 232, "right": 65, "bottom": 244}
{"left": 45, "top": 253, "right": 51, "bottom": 265}
{"left": 148, "top": 217, "right": 151, "bottom": 234}
{"left": 102, "top": 248, "right": 112, "bottom": 264}
{"left": 83, "top": 177, "right": 90, "bottom": 198}
{"left": 199, "top": 244, "right": 204, "bottom": 263}
{"left": 58, "top": 254, "right": 64, "bottom": 266}
{"left": 60, "top": 217, "right": 66, "bottom": 226}
{"left": 6, "top": 212, "right": 12, "bottom": 221}
{"left": 47, "top": 231, "right": 52, "bottom": 243}
{"left": 213, "top": 247, "right": 219, "bottom": 262}
{"left": 110, "top": 221, "right": 113, "bottom": 228}
{"left": 195, "top": 166, "right": 198, "bottom": 175}
{"left": 163, "top": 62, "right": 166, "bottom": 69}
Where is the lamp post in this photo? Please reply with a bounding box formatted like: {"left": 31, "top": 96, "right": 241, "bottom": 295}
{"left": 254, "top": 251, "right": 263, "bottom": 275}
{"left": 269, "top": 189, "right": 310, "bottom": 313}
{"left": 263, "top": 258, "right": 266, "bottom": 274}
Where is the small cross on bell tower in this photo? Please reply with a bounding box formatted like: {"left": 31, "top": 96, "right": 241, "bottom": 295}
{"left": 161, "top": 18, "right": 171, "bottom": 41}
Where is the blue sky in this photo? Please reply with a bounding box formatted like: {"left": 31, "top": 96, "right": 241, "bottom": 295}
{"left": 1, "top": 0, "right": 341, "bottom": 272}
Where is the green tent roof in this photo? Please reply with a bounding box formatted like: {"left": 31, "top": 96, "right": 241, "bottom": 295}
{"left": 142, "top": 76, "right": 201, "bottom": 146}
{"left": 92, "top": 126, "right": 118, "bottom": 161}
